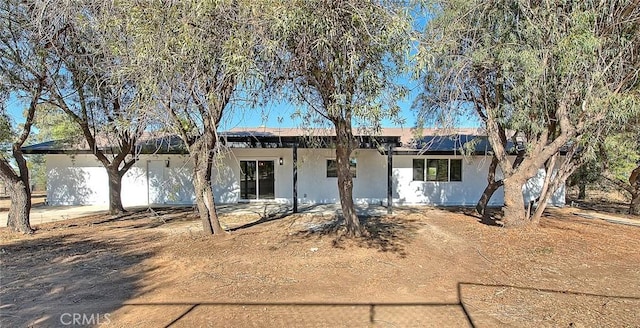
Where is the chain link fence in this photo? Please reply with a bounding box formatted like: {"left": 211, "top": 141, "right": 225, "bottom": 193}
{"left": 125, "top": 302, "right": 473, "bottom": 327}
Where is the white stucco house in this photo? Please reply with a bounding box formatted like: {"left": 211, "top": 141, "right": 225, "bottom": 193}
{"left": 22, "top": 127, "right": 565, "bottom": 210}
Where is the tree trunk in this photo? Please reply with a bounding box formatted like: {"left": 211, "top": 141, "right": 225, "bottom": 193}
{"left": 530, "top": 154, "right": 557, "bottom": 225}
{"left": 6, "top": 179, "right": 33, "bottom": 234}
{"left": 334, "top": 122, "right": 364, "bottom": 237}
{"left": 502, "top": 176, "right": 528, "bottom": 228}
{"left": 193, "top": 146, "right": 225, "bottom": 235}
{"left": 531, "top": 188, "right": 552, "bottom": 225}
{"left": 629, "top": 166, "right": 639, "bottom": 215}
{"left": 2, "top": 72, "right": 41, "bottom": 234}
{"left": 476, "top": 156, "right": 502, "bottom": 220}
{"left": 578, "top": 183, "right": 586, "bottom": 199}
{"left": 476, "top": 181, "right": 502, "bottom": 222}
{"left": 106, "top": 166, "right": 126, "bottom": 215}
{"left": 630, "top": 191, "right": 640, "bottom": 216}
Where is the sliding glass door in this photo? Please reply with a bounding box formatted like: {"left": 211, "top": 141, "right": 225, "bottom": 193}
{"left": 240, "top": 160, "right": 275, "bottom": 200}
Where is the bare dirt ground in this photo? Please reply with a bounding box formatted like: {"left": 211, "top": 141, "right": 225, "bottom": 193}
{"left": 1, "top": 202, "right": 639, "bottom": 327}
{"left": 0, "top": 193, "right": 47, "bottom": 212}
{"left": 566, "top": 185, "right": 637, "bottom": 218}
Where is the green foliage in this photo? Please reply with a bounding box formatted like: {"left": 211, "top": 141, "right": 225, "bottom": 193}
{"left": 567, "top": 159, "right": 602, "bottom": 187}
{"left": 0, "top": 111, "right": 13, "bottom": 144}
{"left": 266, "top": 0, "right": 414, "bottom": 130}
{"left": 419, "top": 0, "right": 640, "bottom": 224}
{"left": 604, "top": 132, "right": 640, "bottom": 183}
{"left": 118, "top": 0, "right": 262, "bottom": 140}
{"left": 419, "top": 0, "right": 640, "bottom": 141}
{"left": 26, "top": 0, "right": 150, "bottom": 150}
{"left": 25, "top": 154, "right": 45, "bottom": 190}
{"left": 32, "top": 105, "right": 82, "bottom": 143}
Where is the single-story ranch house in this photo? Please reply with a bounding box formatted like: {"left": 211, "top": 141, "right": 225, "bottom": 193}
{"left": 22, "top": 127, "right": 565, "bottom": 209}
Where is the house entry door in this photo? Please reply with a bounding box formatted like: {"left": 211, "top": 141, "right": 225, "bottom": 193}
{"left": 240, "top": 160, "right": 275, "bottom": 200}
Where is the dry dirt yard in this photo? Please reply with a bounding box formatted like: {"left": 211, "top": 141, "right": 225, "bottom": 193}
{"left": 1, "top": 206, "right": 639, "bottom": 327}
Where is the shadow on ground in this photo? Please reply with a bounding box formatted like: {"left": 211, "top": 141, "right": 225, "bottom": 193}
{"left": 435, "top": 206, "right": 504, "bottom": 227}
{"left": 133, "top": 282, "right": 640, "bottom": 327}
{"left": 90, "top": 207, "right": 198, "bottom": 229}
{"left": 291, "top": 215, "right": 421, "bottom": 257}
{"left": 568, "top": 197, "right": 633, "bottom": 215}
{"left": 0, "top": 233, "right": 157, "bottom": 327}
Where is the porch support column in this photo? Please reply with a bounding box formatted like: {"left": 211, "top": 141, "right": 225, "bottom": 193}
{"left": 293, "top": 143, "right": 298, "bottom": 213}
{"left": 387, "top": 144, "right": 393, "bottom": 214}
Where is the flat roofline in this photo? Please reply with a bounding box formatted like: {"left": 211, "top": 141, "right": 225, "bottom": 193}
{"left": 22, "top": 135, "right": 403, "bottom": 154}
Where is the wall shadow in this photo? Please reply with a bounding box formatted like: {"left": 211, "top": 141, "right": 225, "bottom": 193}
{"left": 0, "top": 233, "right": 158, "bottom": 327}
{"left": 147, "top": 162, "right": 195, "bottom": 205}
{"left": 47, "top": 167, "right": 94, "bottom": 205}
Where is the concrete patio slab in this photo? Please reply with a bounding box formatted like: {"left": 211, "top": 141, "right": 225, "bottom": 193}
{"left": 1, "top": 203, "right": 398, "bottom": 228}
{"left": 0, "top": 205, "right": 110, "bottom": 227}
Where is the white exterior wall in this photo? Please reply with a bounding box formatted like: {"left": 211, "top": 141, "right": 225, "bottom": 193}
{"left": 46, "top": 154, "right": 195, "bottom": 206}
{"left": 145, "top": 155, "right": 195, "bottom": 205}
{"left": 392, "top": 155, "right": 504, "bottom": 206}
{"left": 296, "top": 149, "right": 387, "bottom": 204}
{"left": 523, "top": 168, "right": 566, "bottom": 206}
{"left": 47, "top": 155, "right": 110, "bottom": 206}
{"left": 45, "top": 150, "right": 565, "bottom": 207}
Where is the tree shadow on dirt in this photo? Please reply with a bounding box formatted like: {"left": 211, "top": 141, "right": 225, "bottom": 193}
{"left": 228, "top": 204, "right": 339, "bottom": 232}
{"left": 0, "top": 233, "right": 158, "bottom": 327}
{"left": 87, "top": 206, "right": 198, "bottom": 229}
{"left": 434, "top": 206, "right": 504, "bottom": 227}
{"left": 229, "top": 211, "right": 291, "bottom": 232}
{"left": 292, "top": 215, "right": 420, "bottom": 257}
{"left": 567, "top": 197, "right": 633, "bottom": 216}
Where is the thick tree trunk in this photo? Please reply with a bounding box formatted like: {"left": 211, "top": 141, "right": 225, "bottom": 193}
{"left": 335, "top": 141, "right": 362, "bottom": 237}
{"left": 6, "top": 179, "right": 33, "bottom": 234}
{"left": 193, "top": 147, "right": 225, "bottom": 235}
{"left": 502, "top": 176, "right": 528, "bottom": 228}
{"left": 578, "top": 183, "right": 586, "bottom": 200}
{"left": 2, "top": 74, "right": 41, "bottom": 234}
{"left": 106, "top": 166, "right": 126, "bottom": 215}
{"left": 4, "top": 138, "right": 34, "bottom": 234}
{"left": 333, "top": 119, "right": 365, "bottom": 237}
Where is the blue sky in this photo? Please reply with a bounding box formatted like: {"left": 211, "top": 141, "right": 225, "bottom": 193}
{"left": 7, "top": 88, "right": 479, "bottom": 133}
{"left": 5, "top": 12, "right": 481, "bottom": 132}
{"left": 7, "top": 94, "right": 426, "bottom": 130}
{"left": 5, "top": 7, "right": 483, "bottom": 133}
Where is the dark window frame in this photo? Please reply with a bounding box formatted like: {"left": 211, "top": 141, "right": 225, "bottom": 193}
{"left": 412, "top": 158, "right": 463, "bottom": 182}
{"left": 412, "top": 159, "right": 425, "bottom": 181}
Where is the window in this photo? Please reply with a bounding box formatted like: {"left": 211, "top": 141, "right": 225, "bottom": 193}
{"left": 427, "top": 159, "right": 449, "bottom": 181}
{"left": 450, "top": 159, "right": 462, "bottom": 181}
{"left": 412, "top": 159, "right": 425, "bottom": 181}
{"left": 412, "top": 158, "right": 462, "bottom": 182}
{"left": 327, "top": 159, "right": 357, "bottom": 178}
